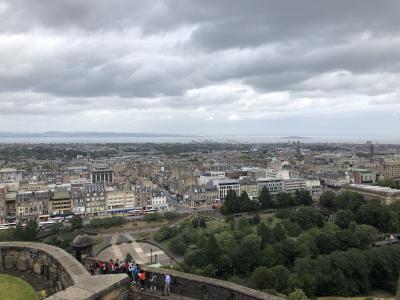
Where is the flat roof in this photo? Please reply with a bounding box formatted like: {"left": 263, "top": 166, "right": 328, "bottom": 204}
{"left": 0, "top": 168, "right": 17, "bottom": 173}
{"left": 348, "top": 184, "right": 400, "bottom": 194}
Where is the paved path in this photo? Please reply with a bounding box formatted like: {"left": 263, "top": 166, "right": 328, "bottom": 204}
{"left": 96, "top": 232, "right": 171, "bottom": 265}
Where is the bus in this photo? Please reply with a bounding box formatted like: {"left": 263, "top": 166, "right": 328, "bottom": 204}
{"left": 128, "top": 209, "right": 142, "bottom": 216}
{"left": 38, "top": 221, "right": 57, "bottom": 230}
{"left": 0, "top": 222, "right": 16, "bottom": 229}
{"left": 50, "top": 216, "right": 65, "bottom": 223}
{"left": 143, "top": 208, "right": 157, "bottom": 214}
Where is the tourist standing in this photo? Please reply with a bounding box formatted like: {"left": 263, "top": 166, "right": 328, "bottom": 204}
{"left": 150, "top": 273, "right": 157, "bottom": 292}
{"left": 138, "top": 270, "right": 146, "bottom": 290}
{"left": 163, "top": 273, "right": 171, "bottom": 296}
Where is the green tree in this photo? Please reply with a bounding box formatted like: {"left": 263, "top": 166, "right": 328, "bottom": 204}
{"left": 71, "top": 214, "right": 83, "bottom": 230}
{"left": 288, "top": 289, "right": 309, "bottom": 300}
{"left": 222, "top": 190, "right": 239, "bottom": 214}
{"left": 259, "top": 187, "right": 273, "bottom": 209}
{"left": 240, "top": 191, "right": 259, "bottom": 212}
{"left": 154, "top": 226, "right": 177, "bottom": 242}
{"left": 376, "top": 178, "right": 400, "bottom": 189}
{"left": 261, "top": 245, "right": 277, "bottom": 267}
{"left": 251, "top": 213, "right": 261, "bottom": 225}
{"left": 26, "top": 219, "right": 38, "bottom": 241}
{"left": 319, "top": 191, "right": 335, "bottom": 209}
{"left": 204, "top": 235, "right": 222, "bottom": 264}
{"left": 257, "top": 222, "right": 274, "bottom": 247}
{"left": 276, "top": 192, "right": 295, "bottom": 208}
{"left": 270, "top": 265, "right": 290, "bottom": 293}
{"left": 215, "top": 231, "right": 237, "bottom": 254}
{"left": 355, "top": 224, "right": 378, "bottom": 249}
{"left": 204, "top": 264, "right": 217, "bottom": 277}
{"left": 356, "top": 202, "right": 391, "bottom": 232}
{"left": 336, "top": 229, "right": 360, "bottom": 250}
{"left": 232, "top": 234, "right": 261, "bottom": 274}
{"left": 295, "top": 190, "right": 313, "bottom": 206}
{"left": 290, "top": 206, "right": 324, "bottom": 230}
{"left": 335, "top": 209, "right": 354, "bottom": 229}
{"left": 282, "top": 219, "right": 302, "bottom": 237}
{"left": 272, "top": 224, "right": 286, "bottom": 242}
{"left": 184, "top": 245, "right": 207, "bottom": 267}
{"left": 125, "top": 253, "right": 133, "bottom": 262}
{"left": 169, "top": 236, "right": 187, "bottom": 255}
{"left": 15, "top": 220, "right": 38, "bottom": 241}
{"left": 315, "top": 232, "right": 340, "bottom": 254}
{"left": 164, "top": 211, "right": 178, "bottom": 220}
{"left": 334, "top": 192, "right": 366, "bottom": 212}
{"left": 215, "top": 254, "right": 233, "bottom": 275}
{"left": 250, "top": 266, "right": 274, "bottom": 290}
{"left": 273, "top": 239, "right": 302, "bottom": 266}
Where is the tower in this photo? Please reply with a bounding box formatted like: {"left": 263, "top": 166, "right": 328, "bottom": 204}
{"left": 296, "top": 141, "right": 302, "bottom": 161}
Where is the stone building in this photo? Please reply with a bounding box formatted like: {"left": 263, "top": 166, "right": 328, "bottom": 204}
{"left": 90, "top": 165, "right": 113, "bottom": 184}
{"left": 5, "top": 192, "right": 16, "bottom": 222}
{"left": 240, "top": 181, "right": 259, "bottom": 200}
{"left": 383, "top": 162, "right": 400, "bottom": 180}
{"left": 216, "top": 179, "right": 240, "bottom": 200}
{"left": 342, "top": 184, "right": 400, "bottom": 205}
{"left": 134, "top": 186, "right": 151, "bottom": 208}
{"left": 105, "top": 189, "right": 136, "bottom": 212}
{"left": 50, "top": 189, "right": 72, "bottom": 216}
{"left": 83, "top": 183, "right": 106, "bottom": 216}
{"left": 186, "top": 185, "right": 219, "bottom": 207}
{"left": 151, "top": 190, "right": 167, "bottom": 209}
{"left": 0, "top": 184, "right": 6, "bottom": 223}
{"left": 71, "top": 183, "right": 85, "bottom": 214}
{"left": 16, "top": 190, "right": 50, "bottom": 221}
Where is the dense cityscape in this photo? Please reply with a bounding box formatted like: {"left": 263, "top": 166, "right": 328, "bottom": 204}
{"left": 1, "top": 141, "right": 400, "bottom": 299}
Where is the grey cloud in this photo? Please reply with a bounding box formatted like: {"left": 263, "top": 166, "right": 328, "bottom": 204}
{"left": 0, "top": 0, "right": 399, "bottom": 135}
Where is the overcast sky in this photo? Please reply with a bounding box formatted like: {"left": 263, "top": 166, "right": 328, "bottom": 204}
{"left": 0, "top": 0, "right": 399, "bottom": 137}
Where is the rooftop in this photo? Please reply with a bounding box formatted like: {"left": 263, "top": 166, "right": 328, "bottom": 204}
{"left": 348, "top": 184, "right": 400, "bottom": 194}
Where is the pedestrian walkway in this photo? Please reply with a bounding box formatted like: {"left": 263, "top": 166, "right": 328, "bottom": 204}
{"left": 96, "top": 232, "right": 171, "bottom": 265}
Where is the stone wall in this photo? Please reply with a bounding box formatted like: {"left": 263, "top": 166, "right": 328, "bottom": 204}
{"left": 0, "top": 242, "right": 130, "bottom": 300}
{"left": 84, "top": 257, "right": 281, "bottom": 300}
{"left": 141, "top": 265, "right": 281, "bottom": 300}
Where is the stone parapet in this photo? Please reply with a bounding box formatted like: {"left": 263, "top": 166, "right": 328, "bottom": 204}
{"left": 84, "top": 257, "right": 282, "bottom": 300}
{"left": 141, "top": 265, "right": 281, "bottom": 300}
{"left": 0, "top": 242, "right": 129, "bottom": 300}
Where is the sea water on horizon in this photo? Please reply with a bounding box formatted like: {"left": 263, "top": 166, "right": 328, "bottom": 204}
{"left": 0, "top": 135, "right": 399, "bottom": 144}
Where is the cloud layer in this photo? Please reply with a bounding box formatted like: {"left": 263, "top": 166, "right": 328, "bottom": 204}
{"left": 0, "top": 0, "right": 399, "bottom": 136}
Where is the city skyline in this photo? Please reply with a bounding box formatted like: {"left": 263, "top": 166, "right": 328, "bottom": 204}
{"left": 0, "top": 0, "right": 399, "bottom": 136}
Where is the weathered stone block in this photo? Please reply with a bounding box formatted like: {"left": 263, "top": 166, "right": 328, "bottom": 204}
{"left": 17, "top": 256, "right": 29, "bottom": 271}
{"left": 4, "top": 255, "right": 14, "bottom": 269}
{"left": 56, "top": 281, "right": 62, "bottom": 292}
{"left": 33, "top": 261, "right": 43, "bottom": 274}
{"left": 59, "top": 272, "right": 70, "bottom": 289}
{"left": 49, "top": 269, "right": 58, "bottom": 285}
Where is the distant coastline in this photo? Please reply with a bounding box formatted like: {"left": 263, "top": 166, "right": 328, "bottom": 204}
{"left": 0, "top": 131, "right": 192, "bottom": 138}
{"left": 281, "top": 136, "right": 310, "bottom": 139}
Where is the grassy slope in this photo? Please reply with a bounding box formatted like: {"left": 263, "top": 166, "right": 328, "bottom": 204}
{"left": 0, "top": 274, "right": 38, "bottom": 300}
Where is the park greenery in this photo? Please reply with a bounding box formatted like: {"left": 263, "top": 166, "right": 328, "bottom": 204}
{"left": 0, "top": 216, "right": 85, "bottom": 252}
{"left": 154, "top": 189, "right": 400, "bottom": 298}
{"left": 222, "top": 188, "right": 313, "bottom": 215}
{"left": 89, "top": 216, "right": 125, "bottom": 228}
{"left": 0, "top": 219, "right": 38, "bottom": 242}
{"left": 376, "top": 178, "right": 400, "bottom": 189}
{"left": 0, "top": 274, "right": 39, "bottom": 300}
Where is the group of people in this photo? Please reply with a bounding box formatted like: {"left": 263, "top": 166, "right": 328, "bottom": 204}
{"left": 86, "top": 259, "right": 171, "bottom": 296}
